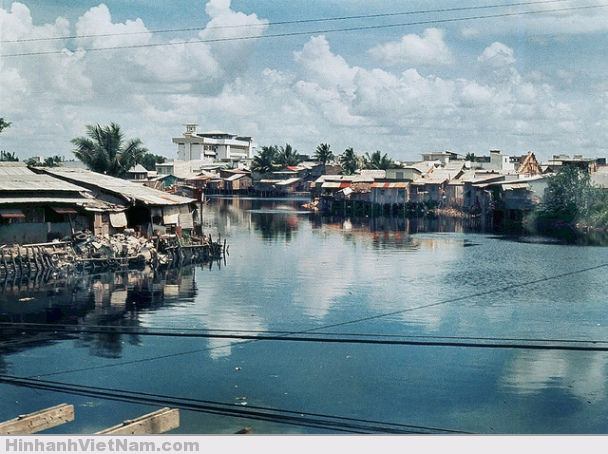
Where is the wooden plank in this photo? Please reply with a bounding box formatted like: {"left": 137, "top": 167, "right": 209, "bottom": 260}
{"left": 96, "top": 408, "right": 179, "bottom": 435}
{"left": 0, "top": 404, "right": 74, "bottom": 434}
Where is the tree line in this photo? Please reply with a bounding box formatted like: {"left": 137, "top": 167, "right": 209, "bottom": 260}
{"left": 251, "top": 142, "right": 395, "bottom": 174}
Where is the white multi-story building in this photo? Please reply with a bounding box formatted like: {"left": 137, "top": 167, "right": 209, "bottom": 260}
{"left": 172, "top": 124, "right": 257, "bottom": 163}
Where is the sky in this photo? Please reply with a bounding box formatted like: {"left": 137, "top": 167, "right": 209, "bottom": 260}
{"left": 2, "top": 0, "right": 608, "bottom": 163}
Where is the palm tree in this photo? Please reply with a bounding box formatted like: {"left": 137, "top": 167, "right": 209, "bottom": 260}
{"left": 43, "top": 155, "right": 63, "bottom": 167}
{"left": 71, "top": 123, "right": 148, "bottom": 178}
{"left": 314, "top": 143, "right": 334, "bottom": 165}
{"left": 339, "top": 147, "right": 361, "bottom": 175}
{"left": 0, "top": 151, "right": 19, "bottom": 162}
{"left": 364, "top": 150, "right": 394, "bottom": 170}
{"left": 276, "top": 143, "right": 302, "bottom": 167}
{"left": 0, "top": 118, "right": 11, "bottom": 136}
{"left": 251, "top": 145, "right": 279, "bottom": 173}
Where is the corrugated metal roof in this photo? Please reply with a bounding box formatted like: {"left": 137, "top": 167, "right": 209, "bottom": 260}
{"left": 371, "top": 182, "right": 409, "bottom": 189}
{"left": 275, "top": 177, "right": 301, "bottom": 186}
{"left": 0, "top": 165, "right": 88, "bottom": 192}
{"left": 322, "top": 182, "right": 350, "bottom": 189}
{"left": 0, "top": 196, "right": 125, "bottom": 212}
{"left": 39, "top": 168, "right": 194, "bottom": 206}
{"left": 225, "top": 174, "right": 247, "bottom": 181}
{"left": 360, "top": 170, "right": 386, "bottom": 179}
{"left": 502, "top": 183, "right": 530, "bottom": 190}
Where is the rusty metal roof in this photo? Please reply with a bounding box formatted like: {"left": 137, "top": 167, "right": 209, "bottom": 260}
{"left": 371, "top": 182, "right": 409, "bottom": 188}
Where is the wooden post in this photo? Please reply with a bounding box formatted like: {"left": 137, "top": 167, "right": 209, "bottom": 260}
{"left": 1, "top": 249, "right": 6, "bottom": 273}
{"left": 17, "top": 247, "right": 24, "bottom": 274}
{"left": 96, "top": 408, "right": 179, "bottom": 435}
{"left": 10, "top": 249, "right": 16, "bottom": 273}
{"left": 0, "top": 404, "right": 74, "bottom": 434}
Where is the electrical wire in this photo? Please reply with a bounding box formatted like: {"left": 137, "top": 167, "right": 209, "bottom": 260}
{"left": 0, "top": 374, "right": 471, "bottom": 434}
{"left": 2, "top": 322, "right": 608, "bottom": 351}
{"left": 2, "top": 0, "right": 573, "bottom": 44}
{"left": 4, "top": 259, "right": 608, "bottom": 381}
{"left": 2, "top": 3, "right": 606, "bottom": 58}
{"left": 2, "top": 265, "right": 606, "bottom": 433}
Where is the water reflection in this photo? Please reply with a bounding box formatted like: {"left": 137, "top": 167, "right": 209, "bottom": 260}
{"left": 0, "top": 266, "right": 205, "bottom": 360}
{"left": 209, "top": 196, "right": 471, "bottom": 247}
{"left": 3, "top": 197, "right": 608, "bottom": 434}
{"left": 502, "top": 350, "right": 608, "bottom": 404}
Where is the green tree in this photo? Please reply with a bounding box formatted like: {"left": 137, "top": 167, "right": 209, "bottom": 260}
{"left": 43, "top": 155, "right": 63, "bottom": 167}
{"left": 25, "top": 155, "right": 62, "bottom": 167}
{"left": 71, "top": 123, "right": 148, "bottom": 178}
{"left": 251, "top": 145, "right": 279, "bottom": 173}
{"left": 533, "top": 164, "right": 602, "bottom": 230}
{"left": 339, "top": 147, "right": 361, "bottom": 175}
{"left": 0, "top": 118, "right": 14, "bottom": 161}
{"left": 314, "top": 143, "right": 334, "bottom": 165}
{"left": 364, "top": 150, "right": 394, "bottom": 170}
{"left": 0, "top": 151, "right": 19, "bottom": 162}
{"left": 140, "top": 153, "right": 167, "bottom": 171}
{"left": 276, "top": 143, "right": 302, "bottom": 167}
{"left": 0, "top": 118, "right": 11, "bottom": 136}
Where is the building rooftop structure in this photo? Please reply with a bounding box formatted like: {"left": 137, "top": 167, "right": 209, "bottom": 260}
{"left": 172, "top": 123, "right": 257, "bottom": 163}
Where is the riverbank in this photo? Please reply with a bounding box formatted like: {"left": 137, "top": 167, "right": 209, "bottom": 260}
{"left": 0, "top": 230, "right": 227, "bottom": 279}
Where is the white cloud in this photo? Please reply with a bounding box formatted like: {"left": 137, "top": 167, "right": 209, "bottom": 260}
{"left": 0, "top": 3, "right": 92, "bottom": 108}
{"left": 478, "top": 42, "right": 516, "bottom": 68}
{"left": 294, "top": 35, "right": 358, "bottom": 97}
{"left": 75, "top": 4, "right": 152, "bottom": 49}
{"left": 0, "top": 1, "right": 270, "bottom": 157}
{"left": 2, "top": 1, "right": 608, "bottom": 162}
{"left": 368, "top": 28, "right": 454, "bottom": 66}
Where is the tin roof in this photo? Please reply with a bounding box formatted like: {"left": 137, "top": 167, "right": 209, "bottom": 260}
{"left": 225, "top": 173, "right": 248, "bottom": 181}
{"left": 322, "top": 182, "right": 350, "bottom": 189}
{"left": 0, "top": 164, "right": 87, "bottom": 193}
{"left": 275, "top": 177, "right": 301, "bottom": 186}
{"left": 371, "top": 182, "right": 409, "bottom": 188}
{"left": 0, "top": 194, "right": 126, "bottom": 212}
{"left": 37, "top": 168, "right": 195, "bottom": 206}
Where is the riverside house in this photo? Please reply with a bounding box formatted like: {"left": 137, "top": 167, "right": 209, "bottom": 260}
{"left": 29, "top": 167, "right": 197, "bottom": 239}
{"left": 0, "top": 162, "right": 123, "bottom": 244}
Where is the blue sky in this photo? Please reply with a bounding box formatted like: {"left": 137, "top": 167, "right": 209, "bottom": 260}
{"left": 2, "top": 0, "right": 608, "bottom": 163}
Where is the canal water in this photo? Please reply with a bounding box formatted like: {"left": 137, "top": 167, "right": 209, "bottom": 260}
{"left": 2, "top": 196, "right": 608, "bottom": 434}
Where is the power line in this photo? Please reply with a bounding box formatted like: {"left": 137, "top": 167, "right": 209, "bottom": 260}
{"left": 2, "top": 3, "right": 606, "bottom": 58}
{"left": 0, "top": 374, "right": 471, "bottom": 434}
{"left": 3, "top": 322, "right": 608, "bottom": 351}
{"left": 6, "top": 259, "right": 608, "bottom": 379}
{"left": 308, "top": 261, "right": 608, "bottom": 333}
{"left": 2, "top": 0, "right": 573, "bottom": 44}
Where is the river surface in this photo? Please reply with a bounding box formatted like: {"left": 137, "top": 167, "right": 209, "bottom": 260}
{"left": 2, "top": 196, "right": 608, "bottom": 434}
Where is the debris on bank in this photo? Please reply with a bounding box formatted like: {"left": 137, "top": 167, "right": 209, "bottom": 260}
{"left": 302, "top": 199, "right": 320, "bottom": 211}
{"left": 0, "top": 230, "right": 227, "bottom": 277}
